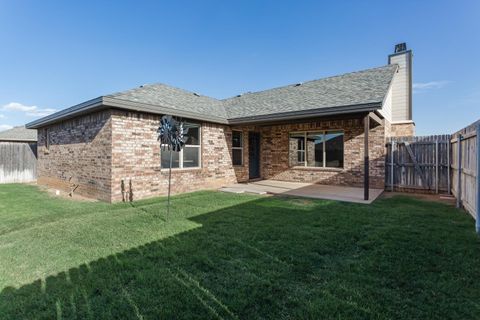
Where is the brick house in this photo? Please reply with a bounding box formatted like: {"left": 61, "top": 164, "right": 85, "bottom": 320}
{"left": 26, "top": 44, "right": 414, "bottom": 202}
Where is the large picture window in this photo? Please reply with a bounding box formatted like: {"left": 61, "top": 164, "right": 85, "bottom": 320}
{"left": 232, "top": 131, "right": 243, "bottom": 166}
{"left": 161, "top": 123, "right": 201, "bottom": 169}
{"left": 289, "top": 130, "right": 344, "bottom": 168}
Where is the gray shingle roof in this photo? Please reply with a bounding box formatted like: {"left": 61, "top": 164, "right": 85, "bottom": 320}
{"left": 0, "top": 126, "right": 37, "bottom": 142}
{"left": 26, "top": 64, "right": 397, "bottom": 128}
{"left": 106, "top": 83, "right": 227, "bottom": 119}
{"left": 223, "top": 65, "right": 397, "bottom": 120}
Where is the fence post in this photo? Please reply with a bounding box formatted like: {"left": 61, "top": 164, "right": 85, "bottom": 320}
{"left": 435, "top": 139, "right": 439, "bottom": 194}
{"left": 476, "top": 125, "right": 480, "bottom": 234}
{"left": 457, "top": 134, "right": 462, "bottom": 209}
{"left": 447, "top": 138, "right": 451, "bottom": 195}
{"left": 391, "top": 140, "right": 395, "bottom": 192}
{"left": 364, "top": 114, "right": 369, "bottom": 201}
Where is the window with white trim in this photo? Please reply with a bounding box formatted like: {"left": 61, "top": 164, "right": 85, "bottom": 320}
{"left": 289, "top": 130, "right": 344, "bottom": 168}
{"left": 161, "top": 123, "right": 201, "bottom": 169}
{"left": 232, "top": 131, "right": 243, "bottom": 166}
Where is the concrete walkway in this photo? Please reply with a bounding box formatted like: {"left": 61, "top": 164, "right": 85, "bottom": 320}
{"left": 220, "top": 179, "right": 383, "bottom": 204}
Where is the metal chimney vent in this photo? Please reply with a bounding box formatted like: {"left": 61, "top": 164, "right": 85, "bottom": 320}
{"left": 394, "top": 43, "right": 407, "bottom": 53}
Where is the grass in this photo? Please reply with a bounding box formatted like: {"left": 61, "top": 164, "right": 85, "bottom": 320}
{"left": 0, "top": 184, "right": 479, "bottom": 319}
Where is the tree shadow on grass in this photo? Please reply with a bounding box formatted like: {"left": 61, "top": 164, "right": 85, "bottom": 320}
{"left": 1, "top": 196, "right": 479, "bottom": 319}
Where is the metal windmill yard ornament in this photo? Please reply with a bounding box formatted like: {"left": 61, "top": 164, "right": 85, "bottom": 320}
{"left": 157, "top": 115, "right": 188, "bottom": 217}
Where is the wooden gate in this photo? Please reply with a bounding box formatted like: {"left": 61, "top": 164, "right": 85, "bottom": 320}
{"left": 386, "top": 135, "right": 451, "bottom": 193}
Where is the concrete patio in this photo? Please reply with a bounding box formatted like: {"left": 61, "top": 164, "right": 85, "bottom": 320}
{"left": 220, "top": 180, "right": 383, "bottom": 204}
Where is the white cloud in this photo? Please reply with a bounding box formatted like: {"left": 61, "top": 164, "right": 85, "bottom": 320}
{"left": 2, "top": 102, "right": 37, "bottom": 112}
{"left": 1, "top": 102, "right": 57, "bottom": 117}
{"left": 413, "top": 81, "right": 450, "bottom": 92}
{"left": 26, "top": 108, "right": 57, "bottom": 117}
{"left": 0, "top": 114, "right": 5, "bottom": 119}
{"left": 0, "top": 124, "right": 13, "bottom": 132}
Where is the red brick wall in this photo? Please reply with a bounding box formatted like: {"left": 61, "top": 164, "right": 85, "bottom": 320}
{"left": 36, "top": 110, "right": 388, "bottom": 202}
{"left": 232, "top": 116, "right": 386, "bottom": 189}
{"left": 390, "top": 122, "right": 415, "bottom": 137}
{"left": 110, "top": 110, "right": 237, "bottom": 202}
{"left": 36, "top": 110, "right": 112, "bottom": 201}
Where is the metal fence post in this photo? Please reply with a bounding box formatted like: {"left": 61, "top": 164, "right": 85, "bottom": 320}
{"left": 391, "top": 140, "right": 395, "bottom": 192}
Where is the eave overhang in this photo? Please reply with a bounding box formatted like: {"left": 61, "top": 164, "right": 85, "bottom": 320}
{"left": 26, "top": 99, "right": 384, "bottom": 129}
{"left": 226, "top": 102, "right": 383, "bottom": 125}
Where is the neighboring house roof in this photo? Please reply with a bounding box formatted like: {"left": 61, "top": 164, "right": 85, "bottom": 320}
{"left": 0, "top": 126, "right": 37, "bottom": 142}
{"left": 26, "top": 64, "right": 397, "bottom": 128}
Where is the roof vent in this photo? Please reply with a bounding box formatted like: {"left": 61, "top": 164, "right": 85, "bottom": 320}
{"left": 193, "top": 92, "right": 200, "bottom": 97}
{"left": 294, "top": 82, "right": 303, "bottom": 87}
{"left": 236, "top": 94, "right": 242, "bottom": 97}
{"left": 394, "top": 43, "right": 407, "bottom": 53}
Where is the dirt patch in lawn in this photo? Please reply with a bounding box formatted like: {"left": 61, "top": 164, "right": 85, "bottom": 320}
{"left": 37, "top": 184, "right": 99, "bottom": 202}
{"left": 382, "top": 191, "right": 456, "bottom": 206}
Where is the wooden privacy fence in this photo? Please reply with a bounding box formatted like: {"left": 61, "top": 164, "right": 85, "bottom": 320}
{"left": 451, "top": 121, "right": 480, "bottom": 228}
{"left": 386, "top": 121, "right": 479, "bottom": 233}
{"left": 386, "top": 135, "right": 451, "bottom": 193}
{"left": 0, "top": 142, "right": 37, "bottom": 184}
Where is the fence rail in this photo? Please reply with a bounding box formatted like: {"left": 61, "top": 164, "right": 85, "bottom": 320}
{"left": 0, "top": 142, "right": 37, "bottom": 184}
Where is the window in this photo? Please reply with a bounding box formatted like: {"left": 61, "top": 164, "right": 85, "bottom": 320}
{"left": 289, "top": 130, "right": 344, "bottom": 168}
{"left": 183, "top": 125, "right": 201, "bottom": 168}
{"left": 324, "top": 131, "right": 344, "bottom": 168}
{"left": 44, "top": 128, "right": 50, "bottom": 150}
{"left": 161, "top": 123, "right": 201, "bottom": 169}
{"left": 289, "top": 132, "right": 305, "bottom": 166}
{"left": 232, "top": 131, "right": 243, "bottom": 166}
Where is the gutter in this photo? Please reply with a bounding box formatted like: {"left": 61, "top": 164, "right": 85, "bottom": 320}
{"left": 26, "top": 99, "right": 383, "bottom": 128}
{"left": 26, "top": 96, "right": 229, "bottom": 128}
{"left": 26, "top": 97, "right": 104, "bottom": 129}
{"left": 0, "top": 139, "right": 37, "bottom": 142}
{"left": 226, "top": 102, "right": 382, "bottom": 125}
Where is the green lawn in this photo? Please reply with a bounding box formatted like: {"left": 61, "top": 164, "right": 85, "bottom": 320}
{"left": 0, "top": 184, "right": 479, "bottom": 319}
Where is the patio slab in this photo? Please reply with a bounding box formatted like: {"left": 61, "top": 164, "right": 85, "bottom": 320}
{"left": 220, "top": 179, "right": 383, "bottom": 204}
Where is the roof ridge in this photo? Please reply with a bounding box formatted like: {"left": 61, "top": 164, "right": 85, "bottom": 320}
{"left": 221, "top": 64, "right": 396, "bottom": 101}
{"left": 106, "top": 82, "right": 222, "bottom": 101}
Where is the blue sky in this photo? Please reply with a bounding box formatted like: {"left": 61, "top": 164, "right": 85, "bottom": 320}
{"left": 0, "top": 0, "right": 479, "bottom": 135}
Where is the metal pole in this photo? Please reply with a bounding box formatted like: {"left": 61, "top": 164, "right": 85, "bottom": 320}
{"left": 456, "top": 134, "right": 462, "bottom": 209}
{"left": 391, "top": 141, "right": 395, "bottom": 192}
{"left": 364, "top": 114, "right": 369, "bottom": 201}
{"left": 168, "top": 149, "right": 173, "bottom": 217}
{"left": 476, "top": 125, "right": 480, "bottom": 234}
{"left": 435, "top": 140, "right": 439, "bottom": 194}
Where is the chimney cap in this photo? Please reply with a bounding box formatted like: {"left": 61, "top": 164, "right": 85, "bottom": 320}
{"left": 394, "top": 43, "right": 407, "bottom": 53}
